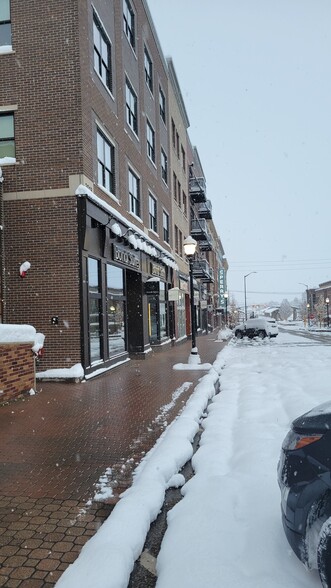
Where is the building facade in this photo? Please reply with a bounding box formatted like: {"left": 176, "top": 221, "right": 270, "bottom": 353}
{"left": 0, "top": 0, "right": 228, "bottom": 377}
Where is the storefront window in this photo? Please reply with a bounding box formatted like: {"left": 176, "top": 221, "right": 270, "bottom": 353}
{"left": 88, "top": 258, "right": 102, "bottom": 364}
{"left": 177, "top": 291, "right": 186, "bottom": 338}
{"left": 159, "top": 282, "right": 167, "bottom": 340}
{"left": 107, "top": 264, "right": 126, "bottom": 356}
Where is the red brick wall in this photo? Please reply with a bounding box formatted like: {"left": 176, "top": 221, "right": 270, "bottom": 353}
{"left": 0, "top": 343, "right": 35, "bottom": 402}
{"left": 3, "top": 196, "right": 81, "bottom": 370}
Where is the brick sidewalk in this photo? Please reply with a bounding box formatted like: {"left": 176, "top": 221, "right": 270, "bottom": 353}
{"left": 0, "top": 333, "right": 226, "bottom": 587}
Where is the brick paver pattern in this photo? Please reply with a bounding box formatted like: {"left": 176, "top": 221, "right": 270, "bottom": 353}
{"left": 0, "top": 334, "right": 225, "bottom": 587}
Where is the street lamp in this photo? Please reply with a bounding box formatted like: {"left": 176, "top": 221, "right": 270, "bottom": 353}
{"left": 224, "top": 291, "right": 228, "bottom": 326}
{"left": 299, "top": 283, "right": 310, "bottom": 327}
{"left": 326, "top": 297, "right": 330, "bottom": 328}
{"left": 244, "top": 272, "right": 257, "bottom": 321}
{"left": 183, "top": 235, "right": 200, "bottom": 364}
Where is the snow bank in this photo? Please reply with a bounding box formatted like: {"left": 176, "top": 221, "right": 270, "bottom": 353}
{"left": 36, "top": 363, "right": 84, "bottom": 381}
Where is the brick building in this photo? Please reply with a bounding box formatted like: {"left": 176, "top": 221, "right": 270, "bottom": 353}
{"left": 0, "top": 0, "right": 227, "bottom": 377}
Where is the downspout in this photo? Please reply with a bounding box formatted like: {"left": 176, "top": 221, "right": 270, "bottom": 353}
{"left": 0, "top": 167, "right": 5, "bottom": 323}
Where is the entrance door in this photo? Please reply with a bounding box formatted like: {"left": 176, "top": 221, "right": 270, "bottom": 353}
{"left": 148, "top": 295, "right": 159, "bottom": 343}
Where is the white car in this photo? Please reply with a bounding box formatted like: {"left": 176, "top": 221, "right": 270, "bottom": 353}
{"left": 234, "top": 318, "right": 278, "bottom": 339}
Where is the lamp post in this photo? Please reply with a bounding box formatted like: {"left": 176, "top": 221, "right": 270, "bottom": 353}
{"left": 326, "top": 297, "right": 330, "bottom": 328}
{"left": 299, "top": 283, "right": 310, "bottom": 327}
{"left": 183, "top": 235, "right": 200, "bottom": 364}
{"left": 224, "top": 291, "right": 228, "bottom": 326}
{"left": 244, "top": 272, "right": 257, "bottom": 321}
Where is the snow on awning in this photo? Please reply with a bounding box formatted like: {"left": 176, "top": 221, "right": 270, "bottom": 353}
{"left": 76, "top": 184, "right": 178, "bottom": 270}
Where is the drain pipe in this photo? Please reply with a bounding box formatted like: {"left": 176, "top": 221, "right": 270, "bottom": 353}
{"left": 0, "top": 167, "right": 5, "bottom": 322}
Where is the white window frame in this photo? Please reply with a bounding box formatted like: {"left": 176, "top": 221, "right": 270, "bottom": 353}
{"left": 146, "top": 120, "right": 155, "bottom": 163}
{"left": 144, "top": 46, "right": 153, "bottom": 93}
{"left": 128, "top": 168, "right": 140, "bottom": 217}
{"left": 97, "top": 128, "right": 115, "bottom": 195}
{"left": 123, "top": 0, "right": 135, "bottom": 49}
{"left": 149, "top": 193, "right": 157, "bottom": 233}
{"left": 93, "top": 12, "right": 112, "bottom": 92}
{"left": 125, "top": 78, "right": 138, "bottom": 135}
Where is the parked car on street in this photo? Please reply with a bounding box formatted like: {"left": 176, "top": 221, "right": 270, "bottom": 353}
{"left": 234, "top": 317, "right": 278, "bottom": 339}
{"left": 278, "top": 402, "right": 331, "bottom": 587}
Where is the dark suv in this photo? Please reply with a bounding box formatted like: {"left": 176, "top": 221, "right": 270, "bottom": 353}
{"left": 278, "top": 402, "right": 331, "bottom": 587}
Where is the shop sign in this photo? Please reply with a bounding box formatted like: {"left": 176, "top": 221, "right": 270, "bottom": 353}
{"left": 200, "top": 300, "right": 208, "bottom": 309}
{"left": 113, "top": 244, "right": 141, "bottom": 270}
{"left": 168, "top": 287, "right": 180, "bottom": 301}
{"left": 194, "top": 292, "right": 200, "bottom": 305}
{"left": 151, "top": 262, "right": 166, "bottom": 280}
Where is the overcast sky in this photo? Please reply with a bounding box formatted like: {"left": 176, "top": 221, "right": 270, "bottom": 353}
{"left": 147, "top": 0, "right": 331, "bottom": 308}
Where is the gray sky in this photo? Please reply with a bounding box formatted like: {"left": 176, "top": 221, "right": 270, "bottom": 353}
{"left": 147, "top": 0, "right": 331, "bottom": 308}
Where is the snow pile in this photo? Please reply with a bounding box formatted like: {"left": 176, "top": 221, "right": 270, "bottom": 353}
{"left": 31, "top": 332, "right": 45, "bottom": 354}
{"left": 217, "top": 326, "right": 233, "bottom": 340}
{"left": 36, "top": 363, "right": 84, "bottom": 381}
{"left": 55, "top": 365, "right": 221, "bottom": 588}
{"left": 0, "top": 324, "right": 36, "bottom": 343}
{"left": 0, "top": 156, "right": 16, "bottom": 164}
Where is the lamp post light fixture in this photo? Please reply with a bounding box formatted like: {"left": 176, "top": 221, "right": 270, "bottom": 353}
{"left": 244, "top": 272, "right": 257, "bottom": 321}
{"left": 299, "top": 283, "right": 310, "bottom": 327}
{"left": 224, "top": 291, "right": 228, "bottom": 326}
{"left": 326, "top": 297, "right": 330, "bottom": 328}
{"left": 183, "top": 235, "right": 200, "bottom": 364}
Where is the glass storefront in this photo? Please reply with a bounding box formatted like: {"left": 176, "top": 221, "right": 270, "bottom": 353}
{"left": 87, "top": 257, "right": 127, "bottom": 367}
{"left": 88, "top": 258, "right": 102, "bottom": 364}
{"left": 177, "top": 291, "right": 186, "bottom": 339}
{"left": 107, "top": 264, "right": 126, "bottom": 356}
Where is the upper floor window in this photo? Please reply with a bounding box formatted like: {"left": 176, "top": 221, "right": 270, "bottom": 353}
{"left": 125, "top": 79, "right": 138, "bottom": 135}
{"left": 163, "top": 210, "right": 169, "bottom": 244}
{"left": 171, "top": 119, "right": 176, "bottom": 148}
{"left": 146, "top": 120, "right": 155, "bottom": 163}
{"left": 161, "top": 149, "right": 168, "bottom": 184}
{"left": 149, "top": 193, "right": 157, "bottom": 232}
{"left": 0, "top": 112, "right": 15, "bottom": 158}
{"left": 182, "top": 191, "right": 187, "bottom": 216}
{"left": 97, "top": 129, "right": 115, "bottom": 194}
{"left": 176, "top": 131, "right": 180, "bottom": 158}
{"left": 144, "top": 46, "right": 153, "bottom": 93}
{"left": 181, "top": 145, "right": 186, "bottom": 171}
{"left": 173, "top": 172, "right": 177, "bottom": 202}
{"left": 128, "top": 168, "right": 140, "bottom": 217}
{"left": 0, "top": 0, "right": 11, "bottom": 46}
{"left": 93, "top": 13, "right": 112, "bottom": 91}
{"left": 123, "top": 0, "right": 135, "bottom": 49}
{"left": 159, "top": 87, "right": 166, "bottom": 124}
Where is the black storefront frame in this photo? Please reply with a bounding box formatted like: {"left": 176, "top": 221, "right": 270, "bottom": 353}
{"left": 78, "top": 195, "right": 173, "bottom": 371}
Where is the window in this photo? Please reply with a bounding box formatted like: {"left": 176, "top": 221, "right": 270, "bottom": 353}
{"left": 181, "top": 145, "right": 186, "bottom": 171}
{"left": 176, "top": 131, "right": 180, "bottom": 158}
{"left": 179, "top": 229, "right": 183, "bottom": 257}
{"left": 174, "top": 225, "right": 179, "bottom": 254}
{"left": 163, "top": 210, "right": 169, "bottom": 243}
{"left": 97, "top": 129, "right": 115, "bottom": 194}
{"left": 146, "top": 120, "right": 155, "bottom": 163}
{"left": 125, "top": 79, "right": 138, "bottom": 134}
{"left": 161, "top": 149, "right": 168, "bottom": 184}
{"left": 171, "top": 119, "right": 176, "bottom": 148}
{"left": 0, "top": 0, "right": 11, "bottom": 46}
{"left": 93, "top": 13, "right": 112, "bottom": 91}
{"left": 88, "top": 257, "right": 102, "bottom": 364}
{"left": 159, "top": 87, "right": 166, "bottom": 123}
{"left": 0, "top": 112, "right": 15, "bottom": 158}
{"left": 123, "top": 0, "right": 135, "bottom": 49}
{"left": 149, "top": 193, "right": 157, "bottom": 232}
{"left": 144, "top": 46, "right": 153, "bottom": 93}
{"left": 173, "top": 172, "right": 177, "bottom": 202}
{"left": 107, "top": 264, "right": 126, "bottom": 356}
{"left": 182, "top": 191, "right": 187, "bottom": 216}
{"left": 177, "top": 180, "right": 181, "bottom": 207}
{"left": 129, "top": 168, "right": 140, "bottom": 217}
